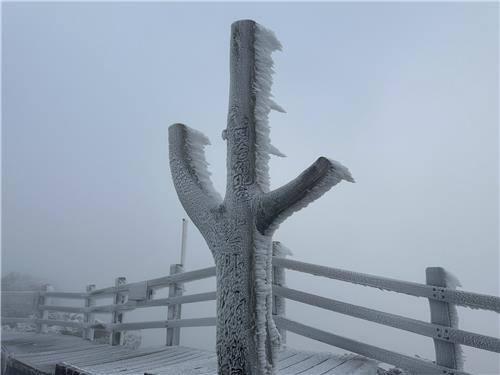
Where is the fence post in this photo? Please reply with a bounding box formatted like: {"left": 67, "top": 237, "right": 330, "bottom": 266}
{"left": 166, "top": 264, "right": 184, "bottom": 346}
{"left": 83, "top": 284, "right": 96, "bottom": 340}
{"left": 426, "top": 267, "right": 463, "bottom": 370}
{"left": 272, "top": 242, "right": 287, "bottom": 345}
{"left": 36, "top": 284, "right": 53, "bottom": 333}
{"left": 110, "top": 277, "right": 127, "bottom": 346}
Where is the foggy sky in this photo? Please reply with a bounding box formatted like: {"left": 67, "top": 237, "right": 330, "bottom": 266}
{"left": 2, "top": 2, "right": 498, "bottom": 373}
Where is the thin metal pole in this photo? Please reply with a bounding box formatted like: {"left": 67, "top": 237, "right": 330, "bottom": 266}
{"left": 180, "top": 218, "right": 188, "bottom": 267}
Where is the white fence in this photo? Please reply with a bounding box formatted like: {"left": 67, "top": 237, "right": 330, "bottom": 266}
{"left": 2, "top": 255, "right": 499, "bottom": 375}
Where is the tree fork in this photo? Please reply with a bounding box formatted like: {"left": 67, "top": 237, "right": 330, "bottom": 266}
{"left": 169, "top": 19, "right": 354, "bottom": 375}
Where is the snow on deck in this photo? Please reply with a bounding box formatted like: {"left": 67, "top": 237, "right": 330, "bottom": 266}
{"left": 1, "top": 332, "right": 379, "bottom": 374}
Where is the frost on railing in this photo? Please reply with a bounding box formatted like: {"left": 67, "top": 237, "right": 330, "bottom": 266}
{"left": 2, "top": 253, "right": 499, "bottom": 375}
{"left": 1, "top": 266, "right": 218, "bottom": 347}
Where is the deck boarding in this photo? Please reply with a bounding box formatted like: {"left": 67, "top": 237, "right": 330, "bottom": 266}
{"left": 1, "top": 332, "right": 378, "bottom": 374}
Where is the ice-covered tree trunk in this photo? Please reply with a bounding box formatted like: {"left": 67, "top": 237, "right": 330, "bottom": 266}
{"left": 169, "top": 19, "right": 354, "bottom": 375}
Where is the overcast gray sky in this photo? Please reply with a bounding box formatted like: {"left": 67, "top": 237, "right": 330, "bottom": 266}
{"left": 2, "top": 2, "right": 498, "bottom": 373}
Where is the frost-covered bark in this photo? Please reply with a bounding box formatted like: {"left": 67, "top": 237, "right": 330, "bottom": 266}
{"left": 169, "top": 19, "right": 353, "bottom": 375}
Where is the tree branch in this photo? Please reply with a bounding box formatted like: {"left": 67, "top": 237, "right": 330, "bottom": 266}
{"left": 169, "top": 123, "right": 222, "bottom": 223}
{"left": 256, "top": 157, "right": 354, "bottom": 234}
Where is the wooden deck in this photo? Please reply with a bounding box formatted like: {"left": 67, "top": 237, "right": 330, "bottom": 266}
{"left": 1, "top": 332, "right": 378, "bottom": 375}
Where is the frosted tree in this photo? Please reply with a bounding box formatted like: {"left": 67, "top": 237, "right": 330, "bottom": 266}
{"left": 169, "top": 20, "right": 354, "bottom": 375}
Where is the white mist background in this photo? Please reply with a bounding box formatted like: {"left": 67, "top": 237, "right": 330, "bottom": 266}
{"left": 2, "top": 2, "right": 498, "bottom": 374}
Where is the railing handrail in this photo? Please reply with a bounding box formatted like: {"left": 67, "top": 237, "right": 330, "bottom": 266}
{"left": 273, "top": 285, "right": 500, "bottom": 353}
{"left": 7, "top": 258, "right": 496, "bottom": 311}
{"left": 3, "top": 255, "right": 499, "bottom": 375}
{"left": 38, "top": 291, "right": 217, "bottom": 314}
{"left": 275, "top": 316, "right": 472, "bottom": 375}
{"left": 88, "top": 266, "right": 216, "bottom": 297}
{"left": 1, "top": 316, "right": 217, "bottom": 332}
{"left": 1, "top": 291, "right": 38, "bottom": 295}
{"left": 272, "top": 256, "right": 500, "bottom": 312}
{"left": 42, "top": 291, "right": 89, "bottom": 299}
{"left": 1, "top": 267, "right": 217, "bottom": 300}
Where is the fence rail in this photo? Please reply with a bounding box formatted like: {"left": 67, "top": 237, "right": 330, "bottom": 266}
{"left": 41, "top": 291, "right": 89, "bottom": 299}
{"left": 275, "top": 317, "right": 471, "bottom": 375}
{"left": 273, "top": 285, "right": 500, "bottom": 353}
{"left": 2, "top": 254, "right": 499, "bottom": 375}
{"left": 273, "top": 257, "right": 500, "bottom": 312}
{"left": 88, "top": 267, "right": 217, "bottom": 298}
{"left": 1, "top": 316, "right": 217, "bottom": 332}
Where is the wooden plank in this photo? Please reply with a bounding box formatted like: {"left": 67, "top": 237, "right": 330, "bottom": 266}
{"left": 22, "top": 346, "right": 122, "bottom": 365}
{"left": 4, "top": 319, "right": 80, "bottom": 335}
{"left": 105, "top": 351, "right": 191, "bottom": 372}
{"left": 273, "top": 285, "right": 500, "bottom": 352}
{"left": 41, "top": 291, "right": 88, "bottom": 299}
{"left": 278, "top": 348, "right": 300, "bottom": 361}
{"left": 16, "top": 346, "right": 124, "bottom": 367}
{"left": 2, "top": 317, "right": 34, "bottom": 324}
{"left": 279, "top": 353, "right": 329, "bottom": 374}
{"left": 144, "top": 353, "right": 214, "bottom": 374}
{"left": 63, "top": 347, "right": 156, "bottom": 366}
{"left": 35, "top": 319, "right": 84, "bottom": 329}
{"left": 9, "top": 346, "right": 105, "bottom": 373}
{"left": 148, "top": 268, "right": 216, "bottom": 289}
{"left": 278, "top": 353, "right": 312, "bottom": 370}
{"left": 89, "top": 267, "right": 216, "bottom": 298}
{"left": 1, "top": 291, "right": 38, "bottom": 296}
{"left": 143, "top": 353, "right": 217, "bottom": 375}
{"left": 298, "top": 354, "right": 356, "bottom": 375}
{"left": 109, "top": 317, "right": 216, "bottom": 331}
{"left": 118, "top": 351, "right": 209, "bottom": 374}
{"left": 3, "top": 356, "right": 51, "bottom": 375}
{"left": 71, "top": 346, "right": 174, "bottom": 367}
{"left": 2, "top": 333, "right": 178, "bottom": 374}
{"left": 275, "top": 316, "right": 472, "bottom": 375}
{"left": 325, "top": 356, "right": 377, "bottom": 374}
{"left": 14, "top": 342, "right": 110, "bottom": 358}
{"left": 2, "top": 333, "right": 84, "bottom": 354}
{"left": 65, "top": 349, "right": 178, "bottom": 373}
{"left": 83, "top": 347, "right": 190, "bottom": 373}
{"left": 39, "top": 305, "right": 85, "bottom": 313}
{"left": 87, "top": 291, "right": 216, "bottom": 313}
{"left": 273, "top": 257, "right": 500, "bottom": 312}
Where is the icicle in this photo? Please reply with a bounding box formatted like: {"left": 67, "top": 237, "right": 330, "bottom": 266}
{"left": 329, "top": 158, "right": 355, "bottom": 183}
{"left": 270, "top": 100, "right": 286, "bottom": 113}
{"left": 253, "top": 230, "right": 273, "bottom": 374}
{"left": 253, "top": 23, "right": 282, "bottom": 192}
{"left": 273, "top": 241, "right": 293, "bottom": 257}
{"left": 184, "top": 126, "right": 223, "bottom": 203}
{"left": 269, "top": 144, "right": 286, "bottom": 157}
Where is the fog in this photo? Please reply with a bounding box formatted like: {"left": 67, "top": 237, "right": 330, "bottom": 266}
{"left": 2, "top": 2, "right": 498, "bottom": 374}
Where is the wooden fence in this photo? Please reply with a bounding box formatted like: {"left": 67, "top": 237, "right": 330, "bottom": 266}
{"left": 2, "top": 255, "right": 499, "bottom": 375}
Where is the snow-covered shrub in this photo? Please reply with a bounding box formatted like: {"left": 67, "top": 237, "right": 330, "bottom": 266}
{"left": 123, "top": 331, "right": 142, "bottom": 349}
